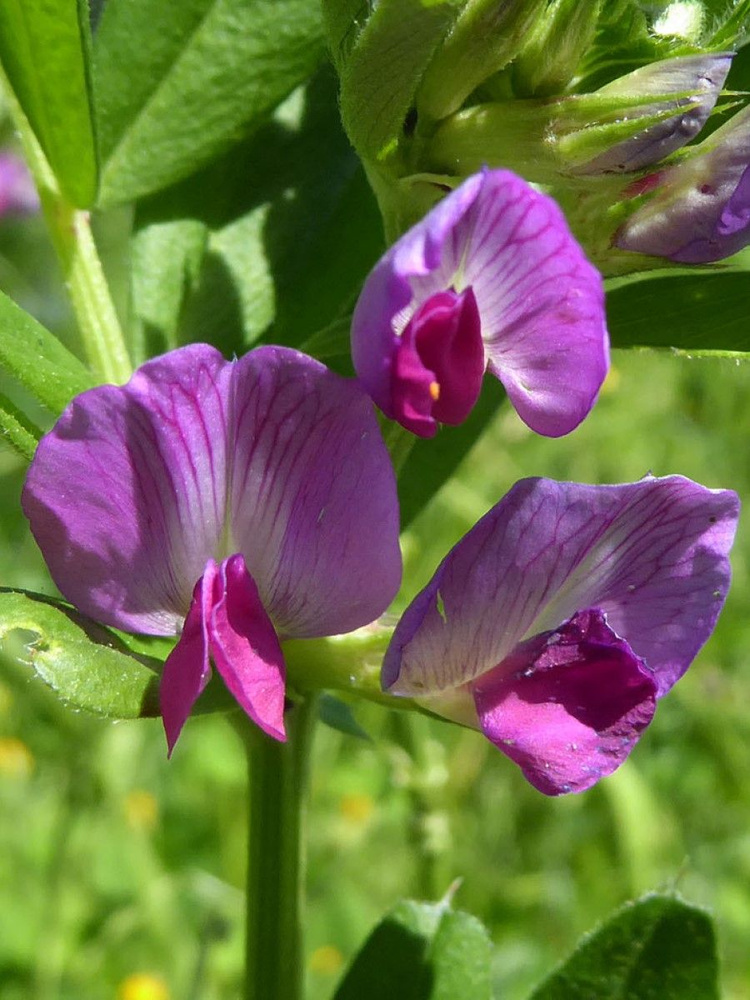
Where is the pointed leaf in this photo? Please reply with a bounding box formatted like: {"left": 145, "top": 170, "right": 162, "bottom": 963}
{"left": 334, "top": 898, "right": 492, "bottom": 1000}
{"left": 318, "top": 694, "right": 372, "bottom": 741}
{"left": 529, "top": 894, "right": 720, "bottom": 1000}
{"left": 0, "top": 588, "right": 160, "bottom": 718}
{"left": 608, "top": 272, "right": 750, "bottom": 355}
{"left": 0, "top": 291, "right": 96, "bottom": 415}
{"left": 0, "top": 0, "right": 97, "bottom": 205}
{"left": 0, "top": 393, "right": 41, "bottom": 461}
{"left": 94, "top": 0, "right": 326, "bottom": 205}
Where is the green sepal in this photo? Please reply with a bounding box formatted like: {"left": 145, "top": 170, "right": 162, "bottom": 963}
{"left": 334, "top": 0, "right": 458, "bottom": 168}
{"left": 528, "top": 893, "right": 720, "bottom": 1000}
{"left": 334, "top": 896, "right": 493, "bottom": 999}
{"left": 0, "top": 0, "right": 97, "bottom": 206}
{"left": 416, "top": 0, "right": 545, "bottom": 121}
{"left": 428, "top": 88, "right": 719, "bottom": 182}
{"left": 0, "top": 291, "right": 96, "bottom": 418}
{"left": 512, "top": 0, "right": 603, "bottom": 97}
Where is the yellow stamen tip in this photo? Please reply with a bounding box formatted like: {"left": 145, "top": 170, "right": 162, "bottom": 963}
{"left": 429, "top": 381, "right": 441, "bottom": 401}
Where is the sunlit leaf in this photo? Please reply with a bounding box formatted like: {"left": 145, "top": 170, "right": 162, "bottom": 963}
{"left": 0, "top": 394, "right": 41, "bottom": 462}
{"left": 334, "top": 898, "right": 492, "bottom": 1000}
{"left": 130, "top": 68, "right": 383, "bottom": 358}
{"left": 94, "top": 0, "right": 326, "bottom": 205}
{"left": 0, "top": 0, "right": 97, "bottom": 205}
{"left": 0, "top": 588, "right": 160, "bottom": 719}
{"left": 529, "top": 894, "right": 720, "bottom": 1000}
{"left": 0, "top": 292, "right": 95, "bottom": 417}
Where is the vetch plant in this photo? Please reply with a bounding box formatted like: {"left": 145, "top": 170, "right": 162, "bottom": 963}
{"left": 1, "top": 1, "right": 750, "bottom": 998}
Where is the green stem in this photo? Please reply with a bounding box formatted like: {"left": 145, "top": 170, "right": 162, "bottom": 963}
{"left": 49, "top": 203, "right": 133, "bottom": 385}
{"left": 1, "top": 67, "right": 132, "bottom": 385}
{"left": 239, "top": 697, "right": 318, "bottom": 1000}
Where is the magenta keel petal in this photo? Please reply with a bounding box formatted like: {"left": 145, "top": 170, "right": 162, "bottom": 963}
{"left": 160, "top": 564, "right": 216, "bottom": 754}
{"left": 390, "top": 288, "right": 484, "bottom": 436}
{"left": 473, "top": 609, "right": 657, "bottom": 795}
{"left": 209, "top": 555, "right": 286, "bottom": 742}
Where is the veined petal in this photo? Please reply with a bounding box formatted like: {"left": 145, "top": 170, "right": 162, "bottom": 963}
{"left": 473, "top": 609, "right": 657, "bottom": 795}
{"left": 352, "top": 169, "right": 608, "bottom": 437}
{"left": 383, "top": 476, "right": 738, "bottom": 698}
{"left": 227, "top": 347, "right": 402, "bottom": 638}
{"left": 616, "top": 105, "right": 750, "bottom": 263}
{"left": 208, "top": 555, "right": 286, "bottom": 742}
{"left": 22, "top": 345, "right": 231, "bottom": 634}
{"left": 451, "top": 171, "right": 608, "bottom": 436}
{"left": 160, "top": 562, "right": 216, "bottom": 754}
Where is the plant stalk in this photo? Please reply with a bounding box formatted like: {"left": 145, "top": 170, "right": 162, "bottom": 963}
{"left": 240, "top": 696, "right": 318, "bottom": 1000}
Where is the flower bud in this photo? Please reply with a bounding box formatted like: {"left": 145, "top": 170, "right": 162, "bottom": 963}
{"left": 426, "top": 53, "right": 731, "bottom": 182}
{"left": 616, "top": 104, "right": 750, "bottom": 263}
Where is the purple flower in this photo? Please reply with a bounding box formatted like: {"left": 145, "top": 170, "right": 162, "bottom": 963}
{"left": 616, "top": 105, "right": 750, "bottom": 263}
{"left": 352, "top": 169, "right": 608, "bottom": 438}
{"left": 22, "top": 344, "right": 402, "bottom": 751}
{"left": 0, "top": 152, "right": 40, "bottom": 217}
{"left": 383, "top": 476, "right": 738, "bottom": 795}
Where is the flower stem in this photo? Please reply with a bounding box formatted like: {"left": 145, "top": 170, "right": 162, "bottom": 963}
{"left": 240, "top": 697, "right": 318, "bottom": 1000}
{"left": 1, "top": 67, "right": 132, "bottom": 385}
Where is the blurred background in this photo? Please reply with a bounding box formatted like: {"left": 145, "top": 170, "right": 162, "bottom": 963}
{"left": 2, "top": 125, "right": 750, "bottom": 999}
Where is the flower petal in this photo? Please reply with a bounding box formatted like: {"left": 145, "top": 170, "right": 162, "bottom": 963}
{"left": 227, "top": 347, "right": 402, "bottom": 638}
{"left": 352, "top": 169, "right": 608, "bottom": 437}
{"left": 391, "top": 288, "right": 484, "bottom": 436}
{"left": 383, "top": 476, "right": 738, "bottom": 697}
{"left": 473, "top": 609, "right": 657, "bottom": 795}
{"left": 22, "top": 344, "right": 231, "bottom": 634}
{"left": 454, "top": 171, "right": 608, "bottom": 436}
{"left": 351, "top": 173, "right": 484, "bottom": 417}
{"left": 160, "top": 562, "right": 216, "bottom": 754}
{"left": 578, "top": 54, "right": 732, "bottom": 175}
{"left": 616, "top": 105, "right": 750, "bottom": 263}
{"left": 208, "top": 555, "right": 286, "bottom": 742}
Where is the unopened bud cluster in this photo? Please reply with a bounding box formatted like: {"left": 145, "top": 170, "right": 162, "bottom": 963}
{"left": 323, "top": 0, "right": 750, "bottom": 273}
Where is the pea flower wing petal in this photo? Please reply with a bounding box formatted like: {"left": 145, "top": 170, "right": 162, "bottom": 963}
{"left": 384, "top": 476, "right": 737, "bottom": 699}
{"left": 22, "top": 344, "right": 231, "bottom": 634}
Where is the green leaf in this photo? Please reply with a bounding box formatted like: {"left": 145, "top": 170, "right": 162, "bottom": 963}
{"left": 94, "top": 0, "right": 326, "bottom": 205}
{"left": 0, "top": 291, "right": 96, "bottom": 416}
{"left": 335, "top": 0, "right": 457, "bottom": 164}
{"left": 607, "top": 272, "right": 750, "bottom": 355}
{"left": 0, "top": 393, "right": 41, "bottom": 462}
{"left": 130, "top": 67, "right": 384, "bottom": 358}
{"left": 399, "top": 378, "right": 507, "bottom": 529}
{"left": 529, "top": 894, "right": 720, "bottom": 1000}
{"left": 334, "top": 898, "right": 492, "bottom": 1000}
{"left": 318, "top": 694, "right": 372, "bottom": 741}
{"left": 0, "top": 0, "right": 97, "bottom": 205}
{"left": 0, "top": 588, "right": 160, "bottom": 719}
